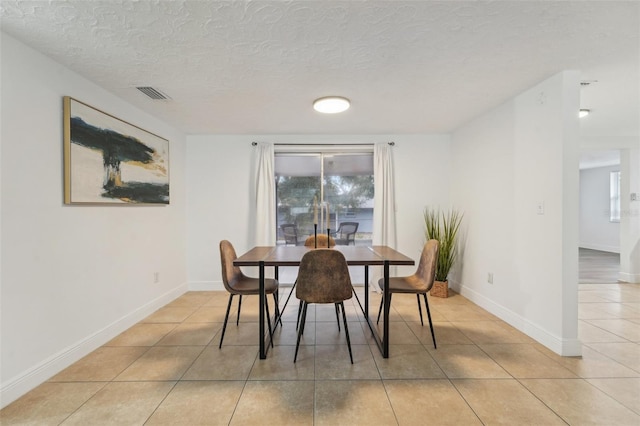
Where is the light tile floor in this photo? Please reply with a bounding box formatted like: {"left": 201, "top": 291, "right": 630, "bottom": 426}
{"left": 2, "top": 284, "right": 639, "bottom": 425}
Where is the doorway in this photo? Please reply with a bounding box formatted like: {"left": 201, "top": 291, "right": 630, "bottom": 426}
{"left": 578, "top": 150, "right": 621, "bottom": 284}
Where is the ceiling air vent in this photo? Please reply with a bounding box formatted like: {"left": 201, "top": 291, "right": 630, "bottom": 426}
{"left": 136, "top": 86, "right": 170, "bottom": 100}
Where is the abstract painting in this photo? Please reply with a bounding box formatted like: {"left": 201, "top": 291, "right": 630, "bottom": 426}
{"left": 64, "top": 97, "right": 169, "bottom": 204}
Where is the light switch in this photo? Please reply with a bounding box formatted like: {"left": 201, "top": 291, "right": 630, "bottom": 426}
{"left": 537, "top": 202, "right": 545, "bottom": 215}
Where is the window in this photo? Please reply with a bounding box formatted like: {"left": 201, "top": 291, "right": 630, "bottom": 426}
{"left": 610, "top": 171, "right": 621, "bottom": 222}
{"left": 274, "top": 149, "right": 374, "bottom": 246}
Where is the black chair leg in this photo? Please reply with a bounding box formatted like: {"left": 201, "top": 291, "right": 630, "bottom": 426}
{"left": 423, "top": 293, "right": 437, "bottom": 349}
{"left": 294, "top": 301, "right": 308, "bottom": 363}
{"left": 296, "top": 300, "right": 303, "bottom": 331}
{"left": 335, "top": 303, "right": 341, "bottom": 331}
{"left": 219, "top": 294, "right": 235, "bottom": 348}
{"left": 340, "top": 301, "right": 354, "bottom": 364}
{"left": 416, "top": 294, "right": 424, "bottom": 326}
{"left": 298, "top": 300, "right": 340, "bottom": 331}
{"left": 236, "top": 295, "right": 242, "bottom": 326}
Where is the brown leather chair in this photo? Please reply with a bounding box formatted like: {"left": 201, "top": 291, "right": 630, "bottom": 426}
{"left": 303, "top": 234, "right": 336, "bottom": 248}
{"left": 219, "top": 240, "right": 280, "bottom": 348}
{"left": 302, "top": 233, "right": 363, "bottom": 325}
{"left": 377, "top": 240, "right": 439, "bottom": 348}
{"left": 293, "top": 234, "right": 338, "bottom": 330}
{"left": 294, "top": 249, "right": 354, "bottom": 363}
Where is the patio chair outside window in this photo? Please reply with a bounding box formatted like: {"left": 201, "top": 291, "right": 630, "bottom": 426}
{"left": 280, "top": 224, "right": 299, "bottom": 245}
{"left": 333, "top": 222, "right": 359, "bottom": 245}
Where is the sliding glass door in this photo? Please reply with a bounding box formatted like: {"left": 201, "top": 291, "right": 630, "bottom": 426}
{"left": 275, "top": 150, "right": 374, "bottom": 247}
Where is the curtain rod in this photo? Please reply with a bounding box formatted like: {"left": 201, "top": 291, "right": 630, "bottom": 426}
{"left": 251, "top": 142, "right": 394, "bottom": 146}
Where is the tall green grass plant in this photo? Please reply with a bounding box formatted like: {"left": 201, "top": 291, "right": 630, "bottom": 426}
{"left": 424, "top": 207, "right": 463, "bottom": 282}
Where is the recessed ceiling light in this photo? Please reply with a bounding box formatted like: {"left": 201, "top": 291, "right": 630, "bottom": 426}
{"left": 313, "top": 96, "right": 350, "bottom": 114}
{"left": 579, "top": 109, "right": 591, "bottom": 118}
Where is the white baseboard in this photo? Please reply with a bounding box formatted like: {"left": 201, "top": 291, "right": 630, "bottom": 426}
{"left": 450, "top": 282, "right": 582, "bottom": 357}
{"left": 0, "top": 283, "right": 188, "bottom": 409}
{"left": 579, "top": 243, "right": 620, "bottom": 254}
{"left": 618, "top": 272, "right": 640, "bottom": 284}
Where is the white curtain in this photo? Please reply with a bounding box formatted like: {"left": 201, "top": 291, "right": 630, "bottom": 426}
{"left": 373, "top": 143, "right": 397, "bottom": 247}
{"left": 254, "top": 142, "right": 276, "bottom": 246}
{"left": 372, "top": 143, "right": 397, "bottom": 290}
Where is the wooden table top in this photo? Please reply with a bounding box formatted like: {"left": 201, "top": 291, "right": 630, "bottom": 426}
{"left": 234, "top": 245, "right": 415, "bottom": 267}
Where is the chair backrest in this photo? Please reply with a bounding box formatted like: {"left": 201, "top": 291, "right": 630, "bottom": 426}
{"left": 219, "top": 240, "right": 244, "bottom": 292}
{"left": 280, "top": 224, "right": 298, "bottom": 245}
{"left": 414, "top": 239, "right": 440, "bottom": 292}
{"left": 304, "top": 234, "right": 336, "bottom": 247}
{"left": 338, "top": 222, "right": 359, "bottom": 237}
{"left": 296, "top": 249, "right": 352, "bottom": 304}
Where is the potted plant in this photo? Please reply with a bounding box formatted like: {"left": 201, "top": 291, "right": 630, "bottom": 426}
{"left": 424, "top": 207, "right": 463, "bottom": 298}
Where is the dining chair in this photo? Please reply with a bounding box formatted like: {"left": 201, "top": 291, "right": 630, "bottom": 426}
{"left": 294, "top": 249, "right": 354, "bottom": 363}
{"left": 303, "top": 233, "right": 365, "bottom": 326}
{"left": 289, "top": 234, "right": 339, "bottom": 330}
{"left": 377, "top": 239, "right": 439, "bottom": 348}
{"left": 219, "top": 240, "right": 280, "bottom": 348}
{"left": 333, "top": 222, "right": 359, "bottom": 245}
{"left": 304, "top": 234, "right": 336, "bottom": 248}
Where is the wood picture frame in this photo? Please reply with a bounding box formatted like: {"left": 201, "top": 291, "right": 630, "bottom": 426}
{"left": 63, "top": 97, "right": 169, "bottom": 204}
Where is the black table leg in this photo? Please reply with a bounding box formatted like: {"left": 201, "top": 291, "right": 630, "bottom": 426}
{"left": 259, "top": 260, "right": 266, "bottom": 359}
{"left": 383, "top": 260, "right": 390, "bottom": 358}
{"left": 364, "top": 265, "right": 369, "bottom": 317}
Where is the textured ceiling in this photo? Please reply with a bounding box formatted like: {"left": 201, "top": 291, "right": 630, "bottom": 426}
{"left": 1, "top": 0, "right": 638, "bottom": 138}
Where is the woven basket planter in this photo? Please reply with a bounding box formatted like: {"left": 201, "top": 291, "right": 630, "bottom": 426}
{"left": 430, "top": 280, "right": 449, "bottom": 298}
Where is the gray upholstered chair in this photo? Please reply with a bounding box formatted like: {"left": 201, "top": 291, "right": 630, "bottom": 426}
{"left": 333, "top": 222, "right": 359, "bottom": 245}
{"left": 219, "top": 240, "right": 279, "bottom": 348}
{"left": 294, "top": 249, "right": 354, "bottom": 363}
{"left": 377, "top": 239, "right": 439, "bottom": 348}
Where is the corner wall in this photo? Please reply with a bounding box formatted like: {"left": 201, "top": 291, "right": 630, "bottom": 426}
{"left": 0, "top": 33, "right": 188, "bottom": 406}
{"left": 619, "top": 148, "right": 640, "bottom": 283}
{"left": 449, "top": 71, "right": 581, "bottom": 356}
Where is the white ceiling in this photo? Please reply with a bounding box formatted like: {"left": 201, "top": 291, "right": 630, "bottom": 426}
{"left": 579, "top": 149, "right": 620, "bottom": 170}
{"left": 1, "top": 1, "right": 638, "bottom": 140}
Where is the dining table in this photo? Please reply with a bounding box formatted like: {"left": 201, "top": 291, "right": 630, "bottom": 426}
{"left": 233, "top": 244, "right": 415, "bottom": 359}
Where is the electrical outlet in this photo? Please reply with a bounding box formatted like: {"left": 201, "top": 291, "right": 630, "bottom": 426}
{"left": 487, "top": 273, "right": 494, "bottom": 284}
{"left": 153, "top": 272, "right": 160, "bottom": 283}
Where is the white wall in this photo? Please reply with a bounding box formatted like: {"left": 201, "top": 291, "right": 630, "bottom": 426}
{"left": 619, "top": 148, "right": 640, "bottom": 283}
{"left": 579, "top": 165, "right": 620, "bottom": 252}
{"left": 186, "top": 134, "right": 451, "bottom": 289}
{"left": 0, "top": 33, "right": 188, "bottom": 406}
{"left": 450, "top": 71, "right": 581, "bottom": 356}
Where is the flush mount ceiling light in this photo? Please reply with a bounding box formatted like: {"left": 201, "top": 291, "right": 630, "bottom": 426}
{"left": 579, "top": 109, "right": 591, "bottom": 118}
{"left": 313, "top": 96, "right": 350, "bottom": 114}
